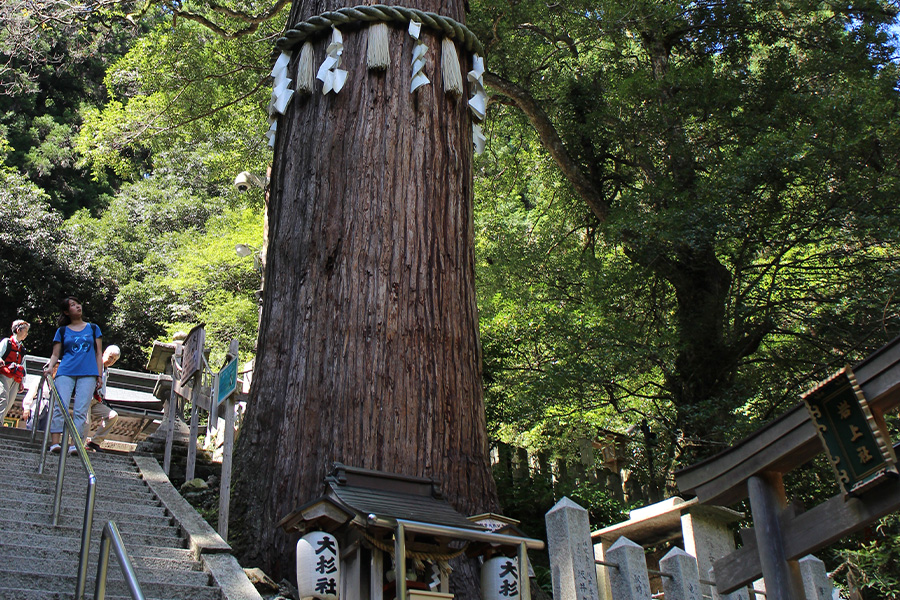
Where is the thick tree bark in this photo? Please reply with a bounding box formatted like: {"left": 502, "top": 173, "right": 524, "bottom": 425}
{"left": 231, "top": 0, "right": 499, "bottom": 587}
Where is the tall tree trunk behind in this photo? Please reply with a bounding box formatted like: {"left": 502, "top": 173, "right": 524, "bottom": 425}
{"left": 231, "top": 0, "right": 499, "bottom": 585}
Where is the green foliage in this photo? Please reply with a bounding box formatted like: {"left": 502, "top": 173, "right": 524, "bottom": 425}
{"left": 75, "top": 19, "right": 275, "bottom": 184}
{"left": 492, "top": 458, "right": 628, "bottom": 549}
{"left": 0, "top": 0, "right": 274, "bottom": 371}
{"left": 63, "top": 169, "right": 263, "bottom": 368}
{"left": 472, "top": 0, "right": 900, "bottom": 463}
{"left": 832, "top": 514, "right": 900, "bottom": 599}
{"left": 0, "top": 5, "right": 137, "bottom": 213}
{"left": 6, "top": 1, "right": 900, "bottom": 593}
{"left": 470, "top": 0, "right": 900, "bottom": 591}
{"left": 0, "top": 143, "right": 105, "bottom": 350}
{"left": 115, "top": 206, "right": 264, "bottom": 365}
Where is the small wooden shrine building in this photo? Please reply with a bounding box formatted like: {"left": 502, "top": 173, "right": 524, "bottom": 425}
{"left": 279, "top": 463, "right": 543, "bottom": 600}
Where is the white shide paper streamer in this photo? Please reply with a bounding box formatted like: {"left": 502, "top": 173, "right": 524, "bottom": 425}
{"left": 467, "top": 54, "right": 488, "bottom": 154}
{"left": 317, "top": 27, "right": 349, "bottom": 95}
{"left": 266, "top": 50, "right": 294, "bottom": 147}
{"left": 409, "top": 20, "right": 430, "bottom": 93}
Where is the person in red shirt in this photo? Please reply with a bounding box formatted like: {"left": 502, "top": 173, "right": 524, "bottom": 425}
{"left": 0, "top": 319, "right": 29, "bottom": 422}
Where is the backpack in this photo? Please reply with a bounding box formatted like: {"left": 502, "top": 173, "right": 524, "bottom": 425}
{"left": 0, "top": 336, "right": 26, "bottom": 382}
{"left": 58, "top": 322, "right": 99, "bottom": 349}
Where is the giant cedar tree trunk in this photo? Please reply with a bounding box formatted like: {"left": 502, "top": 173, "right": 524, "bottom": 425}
{"left": 231, "top": 0, "right": 499, "bottom": 587}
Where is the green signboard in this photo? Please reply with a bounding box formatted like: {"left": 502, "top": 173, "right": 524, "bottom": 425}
{"left": 802, "top": 366, "right": 897, "bottom": 495}
{"left": 216, "top": 357, "right": 238, "bottom": 406}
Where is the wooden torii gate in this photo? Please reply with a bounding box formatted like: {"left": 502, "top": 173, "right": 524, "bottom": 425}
{"left": 675, "top": 335, "right": 900, "bottom": 599}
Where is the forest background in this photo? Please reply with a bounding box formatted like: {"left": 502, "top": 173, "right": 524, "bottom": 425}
{"left": 3, "top": 0, "right": 900, "bottom": 596}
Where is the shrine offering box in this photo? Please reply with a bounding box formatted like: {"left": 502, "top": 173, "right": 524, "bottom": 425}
{"left": 408, "top": 591, "right": 453, "bottom": 600}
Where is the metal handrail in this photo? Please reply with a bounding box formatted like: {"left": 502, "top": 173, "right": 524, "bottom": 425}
{"left": 43, "top": 374, "right": 98, "bottom": 600}
{"left": 94, "top": 521, "right": 146, "bottom": 600}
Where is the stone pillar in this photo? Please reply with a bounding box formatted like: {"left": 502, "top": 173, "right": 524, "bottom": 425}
{"left": 799, "top": 555, "right": 833, "bottom": 600}
{"left": 605, "top": 537, "right": 651, "bottom": 600}
{"left": 708, "top": 568, "right": 750, "bottom": 600}
{"left": 607, "top": 470, "right": 625, "bottom": 505}
{"left": 681, "top": 505, "right": 742, "bottom": 599}
{"left": 659, "top": 547, "right": 702, "bottom": 600}
{"left": 579, "top": 438, "right": 598, "bottom": 483}
{"left": 546, "top": 497, "right": 601, "bottom": 600}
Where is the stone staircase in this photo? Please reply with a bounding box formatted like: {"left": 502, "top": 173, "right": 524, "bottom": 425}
{"left": 0, "top": 427, "right": 262, "bottom": 600}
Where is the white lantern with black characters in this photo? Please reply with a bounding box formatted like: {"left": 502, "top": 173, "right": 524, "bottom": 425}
{"left": 297, "top": 531, "right": 341, "bottom": 600}
{"left": 481, "top": 555, "right": 520, "bottom": 600}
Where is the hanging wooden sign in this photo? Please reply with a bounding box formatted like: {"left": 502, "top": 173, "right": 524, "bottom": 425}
{"left": 179, "top": 324, "right": 206, "bottom": 386}
{"left": 802, "top": 366, "right": 898, "bottom": 495}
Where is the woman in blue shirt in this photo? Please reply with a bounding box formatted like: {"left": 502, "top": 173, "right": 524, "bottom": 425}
{"left": 44, "top": 297, "right": 103, "bottom": 455}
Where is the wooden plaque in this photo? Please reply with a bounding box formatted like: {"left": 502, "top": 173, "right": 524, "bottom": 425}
{"left": 179, "top": 324, "right": 206, "bottom": 386}
{"left": 802, "top": 366, "right": 897, "bottom": 495}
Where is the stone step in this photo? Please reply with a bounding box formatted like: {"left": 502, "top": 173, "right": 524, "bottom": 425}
{"left": 0, "top": 451, "right": 145, "bottom": 476}
{"left": 9, "top": 489, "right": 165, "bottom": 515}
{"left": 0, "top": 526, "right": 186, "bottom": 552}
{"left": 4, "top": 475, "right": 152, "bottom": 498}
{"left": 1, "top": 513, "right": 182, "bottom": 541}
{"left": 1, "top": 462, "right": 146, "bottom": 485}
{"left": 54, "top": 513, "right": 175, "bottom": 534}
{"left": 1, "top": 499, "right": 172, "bottom": 524}
{"left": 0, "top": 555, "right": 211, "bottom": 587}
{"left": 0, "top": 570, "right": 221, "bottom": 600}
{"left": 6, "top": 467, "right": 153, "bottom": 488}
{"left": 0, "top": 436, "right": 130, "bottom": 454}
{"left": 0, "top": 426, "right": 259, "bottom": 600}
{"left": 0, "top": 435, "right": 139, "bottom": 455}
{"left": 4, "top": 485, "right": 158, "bottom": 510}
{"left": 0, "top": 458, "right": 140, "bottom": 479}
{"left": 0, "top": 470, "right": 152, "bottom": 494}
{"left": 0, "top": 587, "right": 194, "bottom": 600}
{"left": 0, "top": 547, "right": 201, "bottom": 573}
{"left": 0, "top": 540, "right": 196, "bottom": 564}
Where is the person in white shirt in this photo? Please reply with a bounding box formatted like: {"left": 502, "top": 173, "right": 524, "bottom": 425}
{"left": 84, "top": 345, "right": 120, "bottom": 451}
{"left": 21, "top": 370, "right": 49, "bottom": 431}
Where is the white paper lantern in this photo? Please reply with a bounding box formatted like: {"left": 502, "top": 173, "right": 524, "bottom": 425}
{"left": 481, "top": 556, "right": 520, "bottom": 600}
{"left": 297, "top": 532, "right": 340, "bottom": 600}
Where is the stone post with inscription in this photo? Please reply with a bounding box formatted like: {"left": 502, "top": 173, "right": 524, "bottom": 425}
{"left": 659, "top": 547, "right": 702, "bottom": 600}
{"left": 680, "top": 504, "right": 745, "bottom": 598}
{"left": 708, "top": 568, "right": 750, "bottom": 600}
{"left": 605, "top": 537, "right": 651, "bottom": 600}
{"left": 798, "top": 555, "right": 834, "bottom": 600}
{"left": 546, "top": 497, "right": 601, "bottom": 600}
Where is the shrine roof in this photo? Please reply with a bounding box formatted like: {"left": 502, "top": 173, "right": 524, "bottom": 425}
{"left": 324, "top": 463, "right": 485, "bottom": 532}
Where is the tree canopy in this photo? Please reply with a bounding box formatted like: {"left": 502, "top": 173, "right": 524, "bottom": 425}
{"left": 470, "top": 0, "right": 900, "bottom": 472}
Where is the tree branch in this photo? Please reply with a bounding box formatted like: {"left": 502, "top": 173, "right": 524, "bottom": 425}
{"left": 483, "top": 71, "right": 609, "bottom": 222}
{"left": 515, "top": 23, "right": 578, "bottom": 57}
